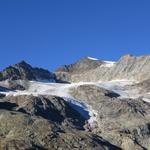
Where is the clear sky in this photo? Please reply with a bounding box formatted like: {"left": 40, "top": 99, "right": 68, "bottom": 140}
{"left": 0, "top": 0, "right": 150, "bottom": 71}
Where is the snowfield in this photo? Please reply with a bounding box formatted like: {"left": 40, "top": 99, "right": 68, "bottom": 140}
{"left": 87, "top": 57, "right": 99, "bottom": 60}
{"left": 0, "top": 79, "right": 148, "bottom": 126}
{"left": 87, "top": 56, "right": 116, "bottom": 67}
{"left": 103, "top": 61, "right": 115, "bottom": 67}
{"left": 1, "top": 80, "right": 138, "bottom": 99}
{"left": 0, "top": 81, "right": 99, "bottom": 126}
{"left": 96, "top": 80, "right": 140, "bottom": 99}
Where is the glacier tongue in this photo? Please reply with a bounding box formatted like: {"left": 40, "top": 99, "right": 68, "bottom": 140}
{"left": 0, "top": 81, "right": 98, "bottom": 127}
{"left": 63, "top": 97, "right": 98, "bottom": 127}
{"left": 0, "top": 79, "right": 142, "bottom": 99}
{"left": 0, "top": 79, "right": 144, "bottom": 127}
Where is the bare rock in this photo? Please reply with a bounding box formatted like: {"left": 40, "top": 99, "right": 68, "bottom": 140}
{"left": 0, "top": 61, "right": 56, "bottom": 82}
{"left": 55, "top": 55, "right": 150, "bottom": 82}
{"left": 69, "top": 84, "right": 150, "bottom": 149}
{"left": 0, "top": 96, "right": 121, "bottom": 150}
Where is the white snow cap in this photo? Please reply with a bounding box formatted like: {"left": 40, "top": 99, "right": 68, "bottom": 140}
{"left": 87, "top": 57, "right": 98, "bottom": 60}
{"left": 102, "top": 61, "right": 116, "bottom": 67}
{"left": 104, "top": 61, "right": 115, "bottom": 64}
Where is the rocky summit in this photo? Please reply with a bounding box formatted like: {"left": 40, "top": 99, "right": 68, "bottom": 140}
{"left": 0, "top": 54, "right": 150, "bottom": 150}
{"left": 0, "top": 61, "right": 56, "bottom": 82}
{"left": 56, "top": 55, "right": 150, "bottom": 82}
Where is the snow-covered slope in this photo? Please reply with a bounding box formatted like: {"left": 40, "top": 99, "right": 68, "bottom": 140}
{"left": 0, "top": 80, "right": 138, "bottom": 98}
{"left": 1, "top": 79, "right": 147, "bottom": 127}
{"left": 0, "top": 81, "right": 99, "bottom": 126}
{"left": 96, "top": 80, "right": 140, "bottom": 98}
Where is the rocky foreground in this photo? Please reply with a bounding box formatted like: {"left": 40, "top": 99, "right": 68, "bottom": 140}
{"left": 0, "top": 55, "right": 150, "bottom": 150}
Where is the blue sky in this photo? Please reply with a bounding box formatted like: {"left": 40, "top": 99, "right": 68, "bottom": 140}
{"left": 0, "top": 0, "right": 150, "bottom": 71}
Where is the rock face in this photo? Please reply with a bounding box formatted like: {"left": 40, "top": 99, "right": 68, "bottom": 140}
{"left": 0, "top": 55, "right": 150, "bottom": 150}
{"left": 0, "top": 61, "right": 59, "bottom": 91}
{"left": 70, "top": 84, "right": 150, "bottom": 150}
{"left": 2, "top": 95, "right": 86, "bottom": 128}
{"left": 56, "top": 57, "right": 104, "bottom": 73}
{"left": 0, "top": 61, "right": 56, "bottom": 81}
{"left": 0, "top": 95, "right": 121, "bottom": 150}
{"left": 55, "top": 55, "right": 150, "bottom": 82}
{"left": 106, "top": 55, "right": 150, "bottom": 81}
{"left": 131, "top": 79, "right": 150, "bottom": 94}
{"left": 55, "top": 57, "right": 104, "bottom": 82}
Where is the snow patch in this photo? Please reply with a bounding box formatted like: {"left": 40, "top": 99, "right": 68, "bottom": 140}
{"left": 96, "top": 79, "right": 139, "bottom": 99}
{"left": 102, "top": 61, "right": 115, "bottom": 67}
{"left": 104, "top": 61, "right": 115, "bottom": 64}
{"left": 63, "top": 97, "right": 97, "bottom": 126}
{"left": 87, "top": 57, "right": 98, "bottom": 60}
{"left": 142, "top": 93, "right": 150, "bottom": 103}
{"left": 143, "top": 98, "right": 150, "bottom": 103}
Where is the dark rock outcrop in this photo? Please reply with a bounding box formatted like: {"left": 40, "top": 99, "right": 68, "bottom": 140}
{"left": 2, "top": 95, "right": 86, "bottom": 128}
{"left": 0, "top": 61, "right": 56, "bottom": 82}
{"left": 0, "top": 93, "right": 6, "bottom": 98}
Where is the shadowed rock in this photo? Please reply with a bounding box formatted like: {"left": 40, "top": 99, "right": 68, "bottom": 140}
{"left": 0, "top": 102, "right": 17, "bottom": 110}
{"left": 2, "top": 95, "right": 86, "bottom": 128}
{"left": 0, "top": 97, "right": 122, "bottom": 150}
{"left": 0, "top": 61, "right": 56, "bottom": 82}
{"left": 0, "top": 93, "right": 6, "bottom": 98}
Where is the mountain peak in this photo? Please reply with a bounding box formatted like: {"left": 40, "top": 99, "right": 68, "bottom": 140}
{"left": 0, "top": 61, "right": 56, "bottom": 82}
{"left": 55, "top": 56, "right": 104, "bottom": 75}
{"left": 17, "top": 60, "right": 29, "bottom": 65}
{"left": 120, "top": 54, "right": 135, "bottom": 61}
{"left": 13, "top": 60, "right": 32, "bottom": 68}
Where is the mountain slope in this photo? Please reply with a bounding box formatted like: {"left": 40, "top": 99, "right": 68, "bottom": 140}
{"left": 0, "top": 95, "right": 122, "bottom": 150}
{"left": 0, "top": 61, "right": 56, "bottom": 82}
{"left": 0, "top": 54, "right": 150, "bottom": 150}
{"left": 55, "top": 55, "right": 150, "bottom": 82}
